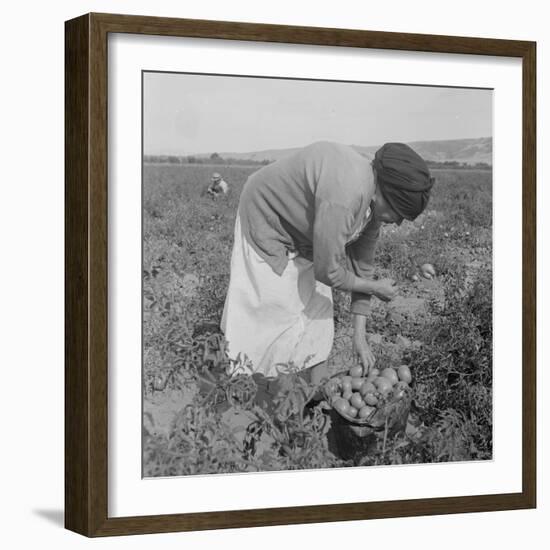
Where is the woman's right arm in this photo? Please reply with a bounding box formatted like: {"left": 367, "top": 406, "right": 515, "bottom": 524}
{"left": 353, "top": 277, "right": 398, "bottom": 302}
{"left": 311, "top": 201, "right": 398, "bottom": 301}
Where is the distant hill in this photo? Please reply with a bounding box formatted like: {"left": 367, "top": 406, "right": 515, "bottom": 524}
{"left": 377, "top": 137, "right": 493, "bottom": 166}
{"left": 198, "top": 137, "right": 492, "bottom": 166}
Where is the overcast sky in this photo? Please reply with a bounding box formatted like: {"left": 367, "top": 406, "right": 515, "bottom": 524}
{"left": 143, "top": 72, "right": 492, "bottom": 156}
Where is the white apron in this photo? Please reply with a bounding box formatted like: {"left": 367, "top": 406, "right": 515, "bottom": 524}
{"left": 221, "top": 215, "right": 334, "bottom": 377}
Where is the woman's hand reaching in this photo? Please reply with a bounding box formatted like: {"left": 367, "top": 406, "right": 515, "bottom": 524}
{"left": 353, "top": 333, "right": 376, "bottom": 372}
{"left": 352, "top": 277, "right": 398, "bottom": 303}
{"left": 352, "top": 314, "right": 376, "bottom": 372}
{"left": 372, "top": 278, "right": 398, "bottom": 302}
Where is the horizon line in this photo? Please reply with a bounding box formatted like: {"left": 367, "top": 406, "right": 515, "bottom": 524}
{"left": 144, "top": 135, "right": 493, "bottom": 158}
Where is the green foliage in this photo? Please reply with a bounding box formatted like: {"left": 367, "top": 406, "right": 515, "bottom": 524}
{"left": 143, "top": 345, "right": 346, "bottom": 476}
{"left": 143, "top": 164, "right": 493, "bottom": 474}
{"left": 374, "top": 170, "right": 492, "bottom": 281}
{"left": 401, "top": 267, "right": 493, "bottom": 458}
{"left": 358, "top": 407, "right": 490, "bottom": 466}
{"left": 144, "top": 403, "right": 251, "bottom": 476}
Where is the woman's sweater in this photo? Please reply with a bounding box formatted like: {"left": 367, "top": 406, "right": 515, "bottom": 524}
{"left": 238, "top": 141, "right": 381, "bottom": 315}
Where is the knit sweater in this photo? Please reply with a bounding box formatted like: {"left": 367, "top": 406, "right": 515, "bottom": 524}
{"left": 237, "top": 141, "right": 381, "bottom": 315}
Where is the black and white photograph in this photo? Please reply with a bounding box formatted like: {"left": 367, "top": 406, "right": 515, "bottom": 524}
{"left": 142, "top": 71, "right": 493, "bottom": 477}
{"left": 1, "top": 0, "right": 543, "bottom": 543}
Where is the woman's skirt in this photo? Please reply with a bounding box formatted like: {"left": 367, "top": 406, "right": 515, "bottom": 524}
{"left": 221, "top": 215, "right": 334, "bottom": 378}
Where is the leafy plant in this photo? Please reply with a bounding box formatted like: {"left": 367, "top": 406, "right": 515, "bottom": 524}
{"left": 143, "top": 164, "right": 494, "bottom": 474}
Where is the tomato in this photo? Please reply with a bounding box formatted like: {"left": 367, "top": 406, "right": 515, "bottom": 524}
{"left": 350, "top": 393, "right": 365, "bottom": 409}
{"left": 420, "top": 263, "right": 436, "bottom": 278}
{"left": 364, "top": 393, "right": 378, "bottom": 406}
{"left": 381, "top": 367, "right": 399, "bottom": 385}
{"left": 370, "top": 368, "right": 380, "bottom": 377}
{"left": 153, "top": 375, "right": 166, "bottom": 391}
{"left": 360, "top": 381, "right": 376, "bottom": 396}
{"left": 351, "top": 377, "right": 364, "bottom": 391}
{"left": 349, "top": 365, "right": 363, "bottom": 378}
{"left": 374, "top": 377, "right": 393, "bottom": 395}
{"left": 359, "top": 405, "right": 375, "bottom": 419}
{"left": 342, "top": 380, "right": 353, "bottom": 393}
{"left": 324, "top": 379, "right": 340, "bottom": 395}
{"left": 347, "top": 406, "right": 358, "bottom": 418}
{"left": 333, "top": 398, "right": 350, "bottom": 415}
{"left": 393, "top": 389, "right": 406, "bottom": 400}
{"left": 393, "top": 381, "right": 409, "bottom": 400}
{"left": 342, "top": 389, "right": 353, "bottom": 401}
{"left": 397, "top": 365, "right": 412, "bottom": 384}
{"left": 330, "top": 393, "right": 342, "bottom": 406}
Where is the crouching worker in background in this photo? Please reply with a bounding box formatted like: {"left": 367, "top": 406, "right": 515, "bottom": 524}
{"left": 221, "top": 141, "right": 433, "bottom": 405}
{"left": 207, "top": 172, "right": 229, "bottom": 197}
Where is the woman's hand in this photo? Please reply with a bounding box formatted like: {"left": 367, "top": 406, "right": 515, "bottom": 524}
{"left": 372, "top": 278, "right": 398, "bottom": 302}
{"left": 352, "top": 314, "right": 376, "bottom": 372}
{"left": 353, "top": 333, "right": 376, "bottom": 372}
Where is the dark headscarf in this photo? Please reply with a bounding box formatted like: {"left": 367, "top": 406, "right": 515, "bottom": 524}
{"left": 372, "top": 143, "right": 434, "bottom": 221}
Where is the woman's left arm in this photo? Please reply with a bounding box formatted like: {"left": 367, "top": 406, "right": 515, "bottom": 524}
{"left": 352, "top": 313, "right": 376, "bottom": 371}
{"left": 347, "top": 220, "right": 382, "bottom": 372}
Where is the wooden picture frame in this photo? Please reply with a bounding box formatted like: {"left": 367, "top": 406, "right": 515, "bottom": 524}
{"left": 65, "top": 12, "right": 536, "bottom": 537}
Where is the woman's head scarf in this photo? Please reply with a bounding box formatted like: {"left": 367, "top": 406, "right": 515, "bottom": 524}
{"left": 372, "top": 143, "right": 434, "bottom": 221}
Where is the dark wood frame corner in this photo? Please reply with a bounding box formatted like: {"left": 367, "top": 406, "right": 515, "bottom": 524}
{"left": 65, "top": 12, "right": 536, "bottom": 537}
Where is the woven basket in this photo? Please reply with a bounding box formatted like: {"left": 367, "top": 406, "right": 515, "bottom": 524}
{"left": 324, "top": 373, "right": 413, "bottom": 436}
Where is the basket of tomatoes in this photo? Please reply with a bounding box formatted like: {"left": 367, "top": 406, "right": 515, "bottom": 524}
{"left": 323, "top": 364, "right": 413, "bottom": 438}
